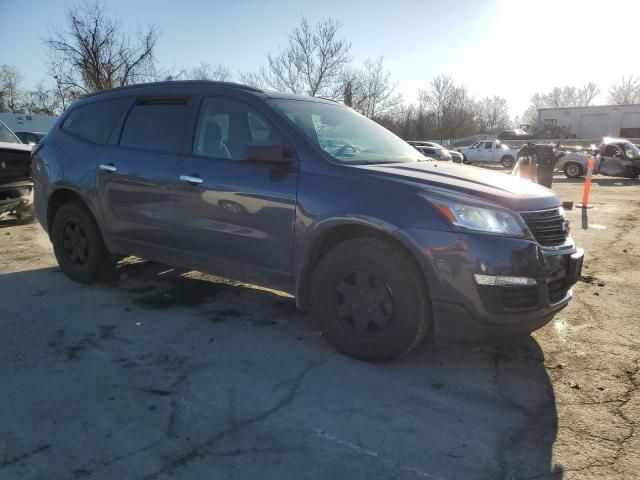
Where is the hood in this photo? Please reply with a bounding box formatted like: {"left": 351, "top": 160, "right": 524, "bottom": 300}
{"left": 353, "top": 161, "right": 559, "bottom": 211}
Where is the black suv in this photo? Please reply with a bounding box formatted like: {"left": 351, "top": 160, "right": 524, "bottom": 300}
{"left": 32, "top": 81, "right": 584, "bottom": 362}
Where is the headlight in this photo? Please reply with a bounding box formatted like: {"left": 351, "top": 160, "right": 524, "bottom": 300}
{"left": 430, "top": 199, "right": 525, "bottom": 236}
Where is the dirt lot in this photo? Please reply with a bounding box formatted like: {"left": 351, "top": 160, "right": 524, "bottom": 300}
{"left": 1, "top": 172, "right": 639, "bottom": 480}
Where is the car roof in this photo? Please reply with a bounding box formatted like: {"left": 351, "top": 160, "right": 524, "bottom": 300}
{"left": 79, "top": 80, "right": 339, "bottom": 106}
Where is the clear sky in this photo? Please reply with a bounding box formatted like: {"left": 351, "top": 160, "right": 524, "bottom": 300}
{"left": 1, "top": 0, "right": 638, "bottom": 116}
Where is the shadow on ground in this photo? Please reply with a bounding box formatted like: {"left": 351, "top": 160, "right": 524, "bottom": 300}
{"left": 0, "top": 261, "right": 562, "bottom": 480}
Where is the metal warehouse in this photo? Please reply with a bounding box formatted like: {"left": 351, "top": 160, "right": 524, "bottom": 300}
{"left": 538, "top": 104, "right": 640, "bottom": 139}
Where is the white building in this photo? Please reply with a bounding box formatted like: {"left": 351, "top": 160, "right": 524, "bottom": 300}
{"left": 0, "top": 112, "right": 58, "bottom": 134}
{"left": 538, "top": 104, "right": 640, "bottom": 139}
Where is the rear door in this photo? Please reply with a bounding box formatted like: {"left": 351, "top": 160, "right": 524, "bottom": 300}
{"left": 175, "top": 95, "right": 298, "bottom": 288}
{"left": 96, "top": 96, "right": 190, "bottom": 257}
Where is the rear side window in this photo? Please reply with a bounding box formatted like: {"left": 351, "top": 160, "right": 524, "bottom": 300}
{"left": 119, "top": 98, "right": 189, "bottom": 153}
{"left": 63, "top": 99, "right": 128, "bottom": 144}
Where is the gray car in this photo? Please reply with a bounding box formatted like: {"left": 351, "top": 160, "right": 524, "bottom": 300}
{"left": 33, "top": 81, "right": 583, "bottom": 362}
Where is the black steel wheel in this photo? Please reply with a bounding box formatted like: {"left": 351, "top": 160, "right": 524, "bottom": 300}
{"left": 311, "top": 237, "right": 430, "bottom": 362}
{"left": 51, "top": 202, "right": 114, "bottom": 284}
{"left": 61, "top": 219, "right": 89, "bottom": 266}
{"left": 333, "top": 270, "right": 394, "bottom": 336}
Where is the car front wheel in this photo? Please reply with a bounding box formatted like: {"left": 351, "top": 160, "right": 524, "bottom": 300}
{"left": 564, "top": 163, "right": 583, "bottom": 178}
{"left": 51, "top": 202, "right": 114, "bottom": 284}
{"left": 310, "top": 237, "right": 430, "bottom": 362}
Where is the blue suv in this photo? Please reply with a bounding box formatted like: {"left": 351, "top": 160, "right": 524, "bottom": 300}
{"left": 32, "top": 81, "right": 583, "bottom": 362}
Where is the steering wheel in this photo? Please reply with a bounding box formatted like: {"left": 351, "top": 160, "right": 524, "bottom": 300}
{"left": 335, "top": 143, "right": 357, "bottom": 156}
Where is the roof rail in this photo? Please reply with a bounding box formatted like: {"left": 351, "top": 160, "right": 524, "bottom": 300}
{"left": 84, "top": 80, "right": 264, "bottom": 98}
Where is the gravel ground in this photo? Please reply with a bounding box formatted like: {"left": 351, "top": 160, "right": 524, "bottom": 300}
{"left": 0, "top": 172, "right": 638, "bottom": 479}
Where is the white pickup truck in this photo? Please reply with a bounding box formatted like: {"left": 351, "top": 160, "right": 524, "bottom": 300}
{"left": 455, "top": 141, "right": 520, "bottom": 168}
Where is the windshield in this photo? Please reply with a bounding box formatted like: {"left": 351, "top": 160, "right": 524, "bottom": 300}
{"left": 269, "top": 99, "right": 422, "bottom": 164}
{"left": 0, "top": 121, "right": 21, "bottom": 144}
{"left": 619, "top": 142, "right": 640, "bottom": 159}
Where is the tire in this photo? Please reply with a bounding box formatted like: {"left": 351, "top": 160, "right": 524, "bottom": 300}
{"left": 310, "top": 237, "right": 430, "bottom": 362}
{"left": 501, "top": 155, "right": 515, "bottom": 169}
{"left": 51, "top": 202, "right": 115, "bottom": 284}
{"left": 564, "top": 163, "right": 583, "bottom": 178}
{"left": 462, "top": 155, "right": 470, "bottom": 164}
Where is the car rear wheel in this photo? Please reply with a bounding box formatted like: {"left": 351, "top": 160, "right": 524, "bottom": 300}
{"left": 564, "top": 163, "right": 583, "bottom": 178}
{"left": 501, "top": 155, "right": 515, "bottom": 169}
{"left": 51, "top": 202, "right": 114, "bottom": 284}
{"left": 310, "top": 237, "right": 430, "bottom": 362}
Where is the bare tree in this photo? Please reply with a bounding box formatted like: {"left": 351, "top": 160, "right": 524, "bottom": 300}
{"left": 241, "top": 17, "right": 351, "bottom": 99}
{"left": 477, "top": 96, "right": 511, "bottom": 133}
{"left": 608, "top": 76, "right": 640, "bottom": 105}
{"left": 578, "top": 82, "right": 600, "bottom": 106}
{"left": 523, "top": 81, "right": 602, "bottom": 127}
{"left": 188, "top": 62, "right": 232, "bottom": 82}
{"left": 419, "top": 75, "right": 477, "bottom": 139}
{"left": 0, "top": 65, "right": 26, "bottom": 113}
{"left": 340, "top": 57, "right": 402, "bottom": 119}
{"left": 46, "top": 2, "right": 159, "bottom": 94}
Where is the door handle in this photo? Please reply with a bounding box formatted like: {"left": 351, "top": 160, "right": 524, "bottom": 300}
{"left": 180, "top": 174, "right": 203, "bottom": 185}
{"left": 99, "top": 163, "right": 117, "bottom": 173}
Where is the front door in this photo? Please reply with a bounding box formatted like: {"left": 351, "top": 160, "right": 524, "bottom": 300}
{"left": 175, "top": 96, "right": 298, "bottom": 289}
{"left": 97, "top": 97, "right": 190, "bottom": 256}
{"left": 599, "top": 143, "right": 628, "bottom": 176}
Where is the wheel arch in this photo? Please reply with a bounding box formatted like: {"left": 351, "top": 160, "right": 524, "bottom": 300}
{"left": 295, "top": 220, "right": 432, "bottom": 310}
{"left": 46, "top": 187, "right": 98, "bottom": 237}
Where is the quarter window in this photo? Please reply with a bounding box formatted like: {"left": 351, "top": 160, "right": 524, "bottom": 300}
{"left": 63, "top": 99, "right": 129, "bottom": 144}
{"left": 119, "top": 98, "right": 189, "bottom": 153}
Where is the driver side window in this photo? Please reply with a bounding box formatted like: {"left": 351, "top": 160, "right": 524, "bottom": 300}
{"left": 602, "top": 145, "right": 620, "bottom": 158}
{"left": 193, "top": 97, "right": 280, "bottom": 160}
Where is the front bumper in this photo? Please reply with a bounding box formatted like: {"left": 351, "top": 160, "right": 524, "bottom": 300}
{"left": 0, "top": 180, "right": 33, "bottom": 216}
{"left": 398, "top": 228, "right": 583, "bottom": 344}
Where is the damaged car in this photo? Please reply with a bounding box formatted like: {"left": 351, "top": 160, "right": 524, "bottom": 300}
{"left": 33, "top": 81, "right": 583, "bottom": 362}
{"left": 0, "top": 120, "right": 34, "bottom": 220}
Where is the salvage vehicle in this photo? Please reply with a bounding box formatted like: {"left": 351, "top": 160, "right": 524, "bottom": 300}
{"left": 0, "top": 120, "right": 33, "bottom": 220}
{"left": 15, "top": 131, "right": 46, "bottom": 145}
{"left": 455, "top": 140, "right": 520, "bottom": 168}
{"left": 556, "top": 137, "right": 640, "bottom": 178}
{"left": 448, "top": 150, "right": 463, "bottom": 163}
{"left": 498, "top": 125, "right": 574, "bottom": 142}
{"left": 410, "top": 142, "right": 452, "bottom": 162}
{"left": 33, "top": 81, "right": 583, "bottom": 362}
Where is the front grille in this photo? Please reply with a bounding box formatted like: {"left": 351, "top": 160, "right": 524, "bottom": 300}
{"left": 547, "top": 278, "right": 569, "bottom": 304}
{"left": 519, "top": 208, "right": 568, "bottom": 247}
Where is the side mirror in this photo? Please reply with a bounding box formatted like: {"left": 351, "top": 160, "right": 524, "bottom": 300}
{"left": 241, "top": 141, "right": 292, "bottom": 164}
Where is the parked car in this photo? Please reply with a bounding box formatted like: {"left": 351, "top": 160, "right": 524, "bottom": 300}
{"left": 0, "top": 120, "right": 34, "bottom": 220}
{"left": 455, "top": 140, "right": 520, "bottom": 168}
{"left": 15, "top": 131, "right": 46, "bottom": 145}
{"left": 33, "top": 81, "right": 583, "bottom": 362}
{"left": 556, "top": 138, "right": 640, "bottom": 178}
{"left": 449, "top": 150, "right": 463, "bottom": 163}
{"left": 407, "top": 141, "right": 452, "bottom": 161}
